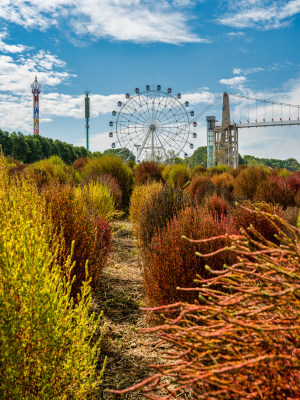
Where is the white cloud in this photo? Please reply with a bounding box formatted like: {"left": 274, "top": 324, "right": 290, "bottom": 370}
{"left": 232, "top": 62, "right": 297, "bottom": 77}
{"left": 233, "top": 66, "right": 264, "bottom": 75}
{"left": 226, "top": 31, "right": 245, "bottom": 38}
{"left": 219, "top": 76, "right": 247, "bottom": 85}
{"left": 216, "top": 0, "right": 300, "bottom": 30}
{"left": 0, "top": 30, "right": 31, "bottom": 53}
{"left": 0, "top": 35, "right": 74, "bottom": 95}
{"left": 0, "top": 0, "right": 208, "bottom": 44}
{"left": 233, "top": 68, "right": 242, "bottom": 74}
{"left": 182, "top": 90, "right": 215, "bottom": 105}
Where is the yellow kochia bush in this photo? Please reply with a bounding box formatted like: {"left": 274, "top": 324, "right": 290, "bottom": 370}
{"left": 76, "top": 181, "right": 123, "bottom": 221}
{"left": 129, "top": 181, "right": 163, "bottom": 234}
{"left": 0, "top": 155, "right": 105, "bottom": 399}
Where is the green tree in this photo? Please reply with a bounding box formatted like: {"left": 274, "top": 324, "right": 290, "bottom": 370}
{"left": 103, "top": 148, "right": 135, "bottom": 161}
{"left": 0, "top": 131, "right": 13, "bottom": 157}
{"left": 11, "top": 132, "right": 29, "bottom": 162}
{"left": 187, "top": 146, "right": 207, "bottom": 167}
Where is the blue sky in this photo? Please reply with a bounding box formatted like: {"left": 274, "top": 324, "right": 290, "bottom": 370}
{"left": 0, "top": 0, "right": 299, "bottom": 160}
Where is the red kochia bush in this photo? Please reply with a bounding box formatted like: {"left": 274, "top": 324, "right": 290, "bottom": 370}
{"left": 205, "top": 193, "right": 230, "bottom": 219}
{"left": 111, "top": 209, "right": 300, "bottom": 399}
{"left": 254, "top": 178, "right": 295, "bottom": 208}
{"left": 42, "top": 182, "right": 111, "bottom": 297}
{"left": 143, "top": 206, "right": 237, "bottom": 306}
{"left": 233, "top": 201, "right": 284, "bottom": 244}
{"left": 73, "top": 156, "right": 88, "bottom": 171}
{"left": 188, "top": 175, "right": 233, "bottom": 205}
{"left": 285, "top": 171, "right": 300, "bottom": 196}
{"left": 134, "top": 161, "right": 163, "bottom": 185}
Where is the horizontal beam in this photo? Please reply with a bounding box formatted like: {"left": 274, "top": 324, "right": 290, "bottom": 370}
{"left": 236, "top": 120, "right": 300, "bottom": 128}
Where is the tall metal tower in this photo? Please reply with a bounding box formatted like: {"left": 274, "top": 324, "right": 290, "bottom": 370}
{"left": 213, "top": 93, "right": 238, "bottom": 169}
{"left": 85, "top": 91, "right": 90, "bottom": 151}
{"left": 31, "top": 76, "right": 41, "bottom": 135}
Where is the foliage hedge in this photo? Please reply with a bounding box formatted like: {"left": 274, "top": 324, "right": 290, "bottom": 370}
{"left": 76, "top": 181, "right": 122, "bottom": 222}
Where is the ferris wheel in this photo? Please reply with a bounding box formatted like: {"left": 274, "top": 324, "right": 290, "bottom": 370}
{"left": 108, "top": 84, "right": 197, "bottom": 162}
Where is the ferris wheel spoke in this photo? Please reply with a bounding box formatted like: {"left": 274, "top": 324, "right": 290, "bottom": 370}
{"left": 164, "top": 101, "right": 188, "bottom": 125}
{"left": 157, "top": 132, "right": 184, "bottom": 153}
{"left": 156, "top": 126, "right": 188, "bottom": 150}
{"left": 120, "top": 100, "right": 150, "bottom": 125}
{"left": 154, "top": 95, "right": 176, "bottom": 123}
{"left": 129, "top": 96, "right": 152, "bottom": 124}
{"left": 152, "top": 93, "right": 166, "bottom": 122}
{"left": 144, "top": 91, "right": 153, "bottom": 121}
{"left": 117, "top": 120, "right": 147, "bottom": 131}
{"left": 156, "top": 103, "right": 186, "bottom": 126}
{"left": 117, "top": 126, "right": 147, "bottom": 140}
{"left": 139, "top": 93, "right": 153, "bottom": 123}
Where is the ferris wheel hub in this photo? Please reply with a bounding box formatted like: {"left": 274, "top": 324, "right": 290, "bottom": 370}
{"left": 149, "top": 123, "right": 156, "bottom": 130}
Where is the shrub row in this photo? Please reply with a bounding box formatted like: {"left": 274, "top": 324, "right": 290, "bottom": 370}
{"left": 0, "top": 154, "right": 105, "bottom": 399}
{"left": 114, "top": 209, "right": 300, "bottom": 399}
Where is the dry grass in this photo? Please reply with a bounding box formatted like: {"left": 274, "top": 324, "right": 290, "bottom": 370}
{"left": 92, "top": 221, "right": 162, "bottom": 399}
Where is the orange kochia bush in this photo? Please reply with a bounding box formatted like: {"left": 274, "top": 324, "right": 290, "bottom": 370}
{"left": 233, "top": 166, "right": 267, "bottom": 200}
{"left": 134, "top": 161, "right": 163, "bottom": 185}
{"left": 42, "top": 182, "right": 112, "bottom": 297}
{"left": 143, "top": 206, "right": 237, "bottom": 306}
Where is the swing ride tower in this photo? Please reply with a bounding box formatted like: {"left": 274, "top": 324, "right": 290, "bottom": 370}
{"left": 31, "top": 76, "right": 41, "bottom": 135}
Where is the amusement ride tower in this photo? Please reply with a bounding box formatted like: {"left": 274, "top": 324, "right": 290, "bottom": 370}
{"left": 31, "top": 76, "right": 41, "bottom": 135}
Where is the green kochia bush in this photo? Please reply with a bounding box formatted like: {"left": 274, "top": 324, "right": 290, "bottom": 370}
{"left": 0, "top": 156, "right": 105, "bottom": 399}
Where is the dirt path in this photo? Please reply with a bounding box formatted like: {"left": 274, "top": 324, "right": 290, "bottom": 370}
{"left": 93, "top": 220, "right": 160, "bottom": 399}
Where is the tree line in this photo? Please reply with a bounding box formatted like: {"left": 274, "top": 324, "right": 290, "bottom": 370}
{"left": 0, "top": 131, "right": 90, "bottom": 165}
{"left": 187, "top": 146, "right": 300, "bottom": 171}
{"left": 1, "top": 130, "right": 299, "bottom": 171}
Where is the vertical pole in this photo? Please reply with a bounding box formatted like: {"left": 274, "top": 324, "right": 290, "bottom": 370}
{"left": 85, "top": 91, "right": 90, "bottom": 151}
{"left": 151, "top": 128, "right": 155, "bottom": 161}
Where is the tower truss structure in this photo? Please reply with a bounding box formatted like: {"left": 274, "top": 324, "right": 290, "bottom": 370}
{"left": 31, "top": 76, "right": 41, "bottom": 135}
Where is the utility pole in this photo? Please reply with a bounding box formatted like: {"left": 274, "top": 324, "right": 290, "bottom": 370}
{"left": 85, "top": 91, "right": 90, "bottom": 151}
{"left": 31, "top": 76, "right": 41, "bottom": 135}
